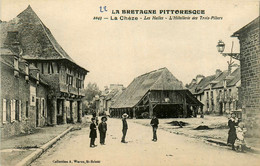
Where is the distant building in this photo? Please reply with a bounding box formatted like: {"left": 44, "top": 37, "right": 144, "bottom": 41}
{"left": 232, "top": 17, "right": 260, "bottom": 137}
{"left": 0, "top": 5, "right": 89, "bottom": 137}
{"left": 110, "top": 68, "right": 203, "bottom": 118}
{"left": 187, "top": 68, "right": 241, "bottom": 115}
{"left": 97, "top": 84, "right": 125, "bottom": 116}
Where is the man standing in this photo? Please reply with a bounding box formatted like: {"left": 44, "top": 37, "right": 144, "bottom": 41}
{"left": 121, "top": 113, "right": 128, "bottom": 143}
{"left": 150, "top": 114, "right": 159, "bottom": 142}
{"left": 89, "top": 118, "right": 97, "bottom": 148}
{"left": 98, "top": 116, "right": 107, "bottom": 145}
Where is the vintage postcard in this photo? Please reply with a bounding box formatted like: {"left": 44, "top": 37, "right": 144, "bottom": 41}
{"left": 0, "top": 0, "right": 259, "bottom": 166}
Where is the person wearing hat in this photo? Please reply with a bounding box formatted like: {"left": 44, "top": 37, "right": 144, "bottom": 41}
{"left": 150, "top": 114, "right": 159, "bottom": 142}
{"left": 121, "top": 113, "right": 128, "bottom": 143}
{"left": 98, "top": 116, "right": 107, "bottom": 145}
{"left": 227, "top": 112, "right": 239, "bottom": 150}
{"left": 89, "top": 117, "right": 97, "bottom": 148}
{"left": 92, "top": 112, "right": 99, "bottom": 126}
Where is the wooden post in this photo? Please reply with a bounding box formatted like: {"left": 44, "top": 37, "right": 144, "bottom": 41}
{"left": 200, "top": 105, "right": 204, "bottom": 118}
{"left": 183, "top": 95, "right": 187, "bottom": 118}
{"left": 78, "top": 101, "right": 82, "bottom": 123}
{"left": 52, "top": 98, "right": 57, "bottom": 125}
{"left": 70, "top": 101, "right": 75, "bottom": 124}
{"left": 149, "top": 102, "right": 153, "bottom": 118}
{"left": 133, "top": 107, "right": 136, "bottom": 119}
{"left": 62, "top": 99, "right": 67, "bottom": 124}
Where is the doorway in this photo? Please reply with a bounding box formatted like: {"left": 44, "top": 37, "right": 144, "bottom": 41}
{"left": 36, "top": 98, "right": 39, "bottom": 127}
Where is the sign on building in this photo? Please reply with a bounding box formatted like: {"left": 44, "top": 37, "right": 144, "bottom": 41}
{"left": 30, "top": 85, "right": 36, "bottom": 106}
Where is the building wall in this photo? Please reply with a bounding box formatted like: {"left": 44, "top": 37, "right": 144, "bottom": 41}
{"left": 201, "top": 90, "right": 209, "bottom": 113}
{"left": 0, "top": 56, "right": 48, "bottom": 138}
{"left": 238, "top": 18, "right": 260, "bottom": 137}
{"left": 203, "top": 85, "right": 240, "bottom": 114}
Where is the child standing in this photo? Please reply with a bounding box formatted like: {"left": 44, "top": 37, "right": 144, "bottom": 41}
{"left": 98, "top": 116, "right": 107, "bottom": 145}
{"left": 89, "top": 117, "right": 97, "bottom": 148}
{"left": 235, "top": 122, "right": 247, "bottom": 152}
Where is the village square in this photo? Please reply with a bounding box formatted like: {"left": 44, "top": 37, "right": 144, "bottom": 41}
{"left": 0, "top": 1, "right": 259, "bottom": 166}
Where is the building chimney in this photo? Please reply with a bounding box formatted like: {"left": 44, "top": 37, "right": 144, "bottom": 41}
{"left": 216, "top": 69, "right": 222, "bottom": 77}
{"left": 191, "top": 79, "right": 197, "bottom": 84}
{"left": 196, "top": 75, "right": 204, "bottom": 84}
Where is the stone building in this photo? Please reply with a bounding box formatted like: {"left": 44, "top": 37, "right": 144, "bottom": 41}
{"left": 187, "top": 68, "right": 241, "bottom": 115}
{"left": 96, "top": 84, "right": 124, "bottom": 116}
{"left": 0, "top": 5, "right": 88, "bottom": 133}
{"left": 232, "top": 17, "right": 260, "bottom": 137}
{"left": 0, "top": 48, "right": 49, "bottom": 138}
{"left": 110, "top": 68, "right": 203, "bottom": 118}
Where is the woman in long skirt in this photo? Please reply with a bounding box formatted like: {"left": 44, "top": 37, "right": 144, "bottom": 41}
{"left": 227, "top": 113, "right": 238, "bottom": 150}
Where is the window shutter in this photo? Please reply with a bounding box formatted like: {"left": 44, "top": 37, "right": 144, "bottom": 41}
{"left": 11, "top": 100, "right": 15, "bottom": 122}
{"left": 2, "top": 99, "right": 7, "bottom": 123}
{"left": 19, "top": 100, "right": 22, "bottom": 121}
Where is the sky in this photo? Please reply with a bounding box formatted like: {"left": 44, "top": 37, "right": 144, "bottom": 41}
{"left": 1, "top": 0, "right": 259, "bottom": 90}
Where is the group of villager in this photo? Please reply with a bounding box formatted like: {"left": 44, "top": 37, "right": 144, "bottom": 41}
{"left": 89, "top": 113, "right": 159, "bottom": 148}
{"left": 89, "top": 111, "right": 248, "bottom": 152}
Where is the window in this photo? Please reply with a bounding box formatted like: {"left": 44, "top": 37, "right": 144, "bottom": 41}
{"left": 229, "top": 89, "right": 232, "bottom": 95}
{"left": 211, "top": 91, "right": 214, "bottom": 99}
{"left": 30, "top": 86, "right": 36, "bottom": 106}
{"left": 41, "top": 98, "right": 45, "bottom": 117}
{"left": 26, "top": 101, "right": 29, "bottom": 118}
{"left": 66, "top": 74, "right": 73, "bottom": 85}
{"left": 57, "top": 63, "right": 60, "bottom": 73}
{"left": 48, "top": 62, "right": 54, "bottom": 74}
{"left": 2, "top": 99, "right": 7, "bottom": 123}
{"left": 67, "top": 68, "right": 72, "bottom": 74}
{"left": 41, "top": 63, "right": 44, "bottom": 74}
{"left": 165, "top": 91, "right": 169, "bottom": 98}
{"left": 76, "top": 79, "right": 82, "bottom": 89}
{"left": 70, "top": 76, "right": 73, "bottom": 85}
{"left": 206, "top": 92, "right": 209, "bottom": 99}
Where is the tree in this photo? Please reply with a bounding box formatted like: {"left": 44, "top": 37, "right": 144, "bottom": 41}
{"left": 84, "top": 82, "right": 101, "bottom": 101}
{"left": 82, "top": 82, "right": 101, "bottom": 114}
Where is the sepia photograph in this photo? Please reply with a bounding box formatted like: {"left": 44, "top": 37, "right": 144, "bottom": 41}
{"left": 0, "top": 0, "right": 259, "bottom": 165}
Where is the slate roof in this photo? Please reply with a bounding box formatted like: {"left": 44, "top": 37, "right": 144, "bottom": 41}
{"left": 226, "top": 67, "right": 240, "bottom": 87}
{"left": 187, "top": 67, "right": 241, "bottom": 94}
{"left": 209, "top": 71, "right": 229, "bottom": 89}
{"left": 0, "top": 48, "right": 49, "bottom": 85}
{"left": 0, "top": 5, "right": 88, "bottom": 73}
{"left": 232, "top": 16, "right": 259, "bottom": 37}
{"left": 188, "top": 75, "right": 216, "bottom": 94}
{"left": 105, "top": 89, "right": 120, "bottom": 100}
{"left": 111, "top": 67, "right": 183, "bottom": 108}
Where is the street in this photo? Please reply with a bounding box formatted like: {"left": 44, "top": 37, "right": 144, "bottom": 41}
{"left": 31, "top": 117, "right": 260, "bottom": 166}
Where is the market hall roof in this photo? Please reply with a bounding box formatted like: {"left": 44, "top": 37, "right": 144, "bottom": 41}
{"left": 111, "top": 67, "right": 184, "bottom": 108}
{"left": 0, "top": 5, "right": 88, "bottom": 73}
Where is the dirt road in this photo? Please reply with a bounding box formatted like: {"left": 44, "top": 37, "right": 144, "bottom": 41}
{"left": 31, "top": 118, "right": 260, "bottom": 166}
